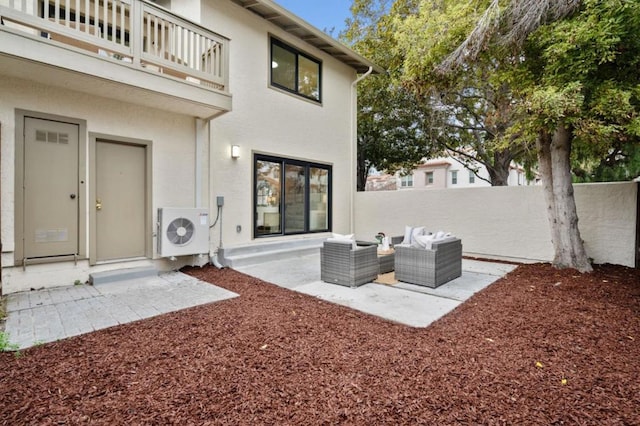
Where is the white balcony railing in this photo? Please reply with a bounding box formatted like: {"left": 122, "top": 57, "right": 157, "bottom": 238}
{"left": 0, "top": 0, "right": 229, "bottom": 91}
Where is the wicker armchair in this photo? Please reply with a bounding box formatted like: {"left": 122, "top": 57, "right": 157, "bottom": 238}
{"left": 394, "top": 239, "right": 462, "bottom": 288}
{"left": 320, "top": 241, "right": 379, "bottom": 287}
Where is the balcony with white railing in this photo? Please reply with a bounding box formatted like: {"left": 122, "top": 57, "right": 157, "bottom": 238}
{"left": 0, "top": 0, "right": 231, "bottom": 118}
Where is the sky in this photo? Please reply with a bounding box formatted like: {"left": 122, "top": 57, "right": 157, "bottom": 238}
{"left": 274, "top": 0, "right": 352, "bottom": 35}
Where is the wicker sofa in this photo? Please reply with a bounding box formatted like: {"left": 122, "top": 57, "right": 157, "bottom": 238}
{"left": 320, "top": 240, "right": 379, "bottom": 287}
{"left": 394, "top": 238, "right": 462, "bottom": 288}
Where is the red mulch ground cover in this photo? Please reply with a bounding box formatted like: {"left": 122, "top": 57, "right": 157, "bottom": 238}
{"left": 1, "top": 263, "right": 639, "bottom": 425}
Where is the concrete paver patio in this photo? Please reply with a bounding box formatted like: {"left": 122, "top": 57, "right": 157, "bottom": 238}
{"left": 3, "top": 272, "right": 238, "bottom": 350}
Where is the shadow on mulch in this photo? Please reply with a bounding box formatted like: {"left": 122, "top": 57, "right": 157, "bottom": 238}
{"left": 0, "top": 263, "right": 639, "bottom": 425}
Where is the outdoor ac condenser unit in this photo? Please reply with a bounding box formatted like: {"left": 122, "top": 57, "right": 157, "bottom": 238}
{"left": 157, "top": 207, "right": 209, "bottom": 257}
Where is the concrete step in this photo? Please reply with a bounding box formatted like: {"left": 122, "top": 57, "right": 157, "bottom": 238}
{"left": 219, "top": 237, "right": 325, "bottom": 268}
{"left": 89, "top": 266, "right": 158, "bottom": 285}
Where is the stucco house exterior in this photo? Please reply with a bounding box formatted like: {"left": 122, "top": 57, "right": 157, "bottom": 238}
{"left": 397, "top": 157, "right": 535, "bottom": 190}
{"left": 0, "top": 0, "right": 381, "bottom": 294}
{"left": 366, "top": 155, "right": 536, "bottom": 191}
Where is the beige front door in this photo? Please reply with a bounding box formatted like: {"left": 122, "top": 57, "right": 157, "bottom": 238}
{"left": 95, "top": 140, "right": 146, "bottom": 262}
{"left": 23, "top": 117, "right": 79, "bottom": 259}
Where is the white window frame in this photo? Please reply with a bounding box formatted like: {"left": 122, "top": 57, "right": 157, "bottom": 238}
{"left": 425, "top": 171, "right": 434, "bottom": 185}
{"left": 400, "top": 174, "right": 414, "bottom": 187}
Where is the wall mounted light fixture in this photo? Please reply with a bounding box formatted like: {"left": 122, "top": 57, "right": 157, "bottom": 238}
{"left": 231, "top": 145, "right": 240, "bottom": 159}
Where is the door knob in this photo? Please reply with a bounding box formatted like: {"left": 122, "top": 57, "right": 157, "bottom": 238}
{"left": 96, "top": 199, "right": 102, "bottom": 210}
{"left": 70, "top": 194, "right": 76, "bottom": 199}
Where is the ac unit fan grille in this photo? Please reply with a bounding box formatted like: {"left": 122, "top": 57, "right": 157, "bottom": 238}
{"left": 166, "top": 217, "right": 195, "bottom": 246}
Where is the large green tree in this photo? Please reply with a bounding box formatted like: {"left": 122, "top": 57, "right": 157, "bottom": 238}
{"left": 355, "top": 77, "right": 438, "bottom": 191}
{"left": 399, "top": 0, "right": 640, "bottom": 271}
{"left": 345, "top": 0, "right": 531, "bottom": 189}
{"left": 343, "top": 0, "right": 439, "bottom": 191}
{"left": 391, "top": 0, "right": 533, "bottom": 186}
{"left": 520, "top": 0, "right": 640, "bottom": 272}
{"left": 573, "top": 141, "right": 640, "bottom": 182}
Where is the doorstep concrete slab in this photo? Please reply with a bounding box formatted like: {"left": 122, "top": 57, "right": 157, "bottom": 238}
{"left": 237, "top": 254, "right": 518, "bottom": 328}
{"left": 3, "top": 271, "right": 238, "bottom": 350}
{"left": 89, "top": 265, "right": 158, "bottom": 285}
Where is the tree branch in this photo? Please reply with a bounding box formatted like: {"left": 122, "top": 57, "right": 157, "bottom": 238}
{"left": 445, "top": 123, "right": 487, "bottom": 132}
{"left": 440, "top": 0, "right": 582, "bottom": 71}
{"left": 439, "top": 0, "right": 501, "bottom": 71}
{"left": 441, "top": 142, "right": 491, "bottom": 170}
{"left": 450, "top": 154, "right": 494, "bottom": 185}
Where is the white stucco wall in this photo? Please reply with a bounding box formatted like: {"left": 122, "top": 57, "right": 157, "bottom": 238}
{"left": 165, "top": 0, "right": 201, "bottom": 22}
{"left": 0, "top": 76, "right": 199, "bottom": 268}
{"left": 355, "top": 182, "right": 638, "bottom": 267}
{"left": 1, "top": 0, "right": 366, "bottom": 292}
{"left": 201, "top": 0, "right": 358, "bottom": 249}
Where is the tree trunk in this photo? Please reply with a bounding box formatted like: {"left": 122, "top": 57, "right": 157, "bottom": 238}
{"left": 487, "top": 167, "right": 509, "bottom": 186}
{"left": 486, "top": 150, "right": 513, "bottom": 186}
{"left": 537, "top": 126, "right": 593, "bottom": 273}
{"left": 356, "top": 148, "right": 367, "bottom": 192}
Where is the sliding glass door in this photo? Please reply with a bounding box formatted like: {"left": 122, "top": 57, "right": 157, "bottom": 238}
{"left": 254, "top": 154, "right": 331, "bottom": 237}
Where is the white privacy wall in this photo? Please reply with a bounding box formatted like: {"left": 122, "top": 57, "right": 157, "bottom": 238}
{"left": 355, "top": 182, "right": 638, "bottom": 267}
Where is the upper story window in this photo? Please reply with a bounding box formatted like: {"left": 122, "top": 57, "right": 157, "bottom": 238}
{"left": 469, "top": 170, "right": 475, "bottom": 184}
{"left": 451, "top": 170, "right": 458, "bottom": 185}
{"left": 270, "top": 37, "right": 322, "bottom": 103}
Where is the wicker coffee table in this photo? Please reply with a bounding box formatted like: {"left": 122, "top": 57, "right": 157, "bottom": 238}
{"left": 356, "top": 241, "right": 396, "bottom": 275}
{"left": 377, "top": 248, "right": 395, "bottom": 274}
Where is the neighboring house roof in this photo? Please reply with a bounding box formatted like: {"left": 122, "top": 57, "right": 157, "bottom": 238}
{"left": 365, "top": 174, "right": 397, "bottom": 191}
{"left": 417, "top": 160, "right": 451, "bottom": 169}
{"left": 230, "top": 0, "right": 384, "bottom": 74}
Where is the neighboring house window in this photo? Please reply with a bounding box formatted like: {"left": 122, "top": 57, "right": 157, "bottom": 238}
{"left": 400, "top": 175, "right": 413, "bottom": 187}
{"left": 451, "top": 170, "right": 458, "bottom": 185}
{"left": 255, "top": 154, "right": 331, "bottom": 237}
{"left": 425, "top": 171, "right": 434, "bottom": 185}
{"left": 469, "top": 170, "right": 475, "bottom": 184}
{"left": 270, "top": 38, "right": 322, "bottom": 102}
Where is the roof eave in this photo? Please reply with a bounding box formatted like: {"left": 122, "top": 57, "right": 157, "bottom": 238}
{"left": 229, "top": 0, "right": 384, "bottom": 75}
